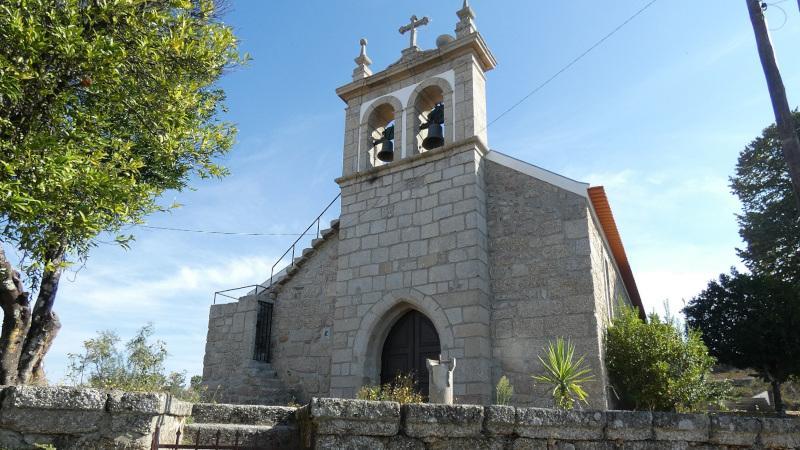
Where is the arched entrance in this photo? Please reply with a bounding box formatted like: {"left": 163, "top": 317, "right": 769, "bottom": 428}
{"left": 380, "top": 310, "right": 441, "bottom": 396}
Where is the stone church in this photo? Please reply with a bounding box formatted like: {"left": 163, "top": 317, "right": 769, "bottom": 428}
{"left": 202, "top": 2, "right": 644, "bottom": 409}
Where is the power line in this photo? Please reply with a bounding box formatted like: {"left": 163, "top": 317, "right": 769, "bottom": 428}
{"left": 137, "top": 224, "right": 306, "bottom": 237}
{"left": 484, "top": 0, "right": 660, "bottom": 130}
{"left": 135, "top": 2, "right": 659, "bottom": 238}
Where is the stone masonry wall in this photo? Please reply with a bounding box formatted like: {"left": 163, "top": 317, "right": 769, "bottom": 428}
{"left": 0, "top": 385, "right": 191, "bottom": 450}
{"left": 202, "top": 295, "right": 266, "bottom": 404}
{"left": 298, "top": 397, "right": 800, "bottom": 450}
{"left": 485, "top": 160, "right": 608, "bottom": 409}
{"left": 269, "top": 234, "right": 339, "bottom": 402}
{"left": 332, "top": 141, "right": 493, "bottom": 404}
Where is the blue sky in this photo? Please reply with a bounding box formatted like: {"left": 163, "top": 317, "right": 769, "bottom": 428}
{"left": 40, "top": 1, "right": 800, "bottom": 382}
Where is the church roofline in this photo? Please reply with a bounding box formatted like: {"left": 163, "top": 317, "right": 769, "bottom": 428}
{"left": 336, "top": 32, "right": 497, "bottom": 103}
{"left": 485, "top": 150, "right": 590, "bottom": 197}
{"left": 587, "top": 187, "right": 646, "bottom": 320}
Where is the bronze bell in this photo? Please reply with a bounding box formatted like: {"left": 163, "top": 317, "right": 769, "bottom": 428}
{"left": 421, "top": 122, "right": 444, "bottom": 150}
{"left": 374, "top": 124, "right": 395, "bottom": 163}
{"left": 420, "top": 103, "right": 445, "bottom": 150}
{"left": 376, "top": 139, "right": 394, "bottom": 162}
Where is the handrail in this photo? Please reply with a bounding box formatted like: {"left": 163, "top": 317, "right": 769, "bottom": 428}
{"left": 213, "top": 285, "right": 268, "bottom": 304}
{"left": 269, "top": 193, "right": 341, "bottom": 286}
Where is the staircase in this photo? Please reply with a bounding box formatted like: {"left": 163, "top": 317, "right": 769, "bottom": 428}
{"left": 184, "top": 403, "right": 300, "bottom": 449}
{"left": 211, "top": 361, "right": 297, "bottom": 406}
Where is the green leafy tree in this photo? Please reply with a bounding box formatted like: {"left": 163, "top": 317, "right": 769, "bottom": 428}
{"left": 67, "top": 324, "right": 205, "bottom": 400}
{"left": 0, "top": 0, "right": 245, "bottom": 384}
{"left": 684, "top": 270, "right": 800, "bottom": 414}
{"left": 495, "top": 375, "right": 514, "bottom": 406}
{"left": 605, "top": 304, "right": 725, "bottom": 411}
{"left": 532, "top": 338, "right": 594, "bottom": 410}
{"left": 731, "top": 111, "right": 800, "bottom": 283}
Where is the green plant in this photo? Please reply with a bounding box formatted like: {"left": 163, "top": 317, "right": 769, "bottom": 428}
{"left": 0, "top": 0, "right": 245, "bottom": 385}
{"left": 495, "top": 375, "right": 514, "bottom": 405}
{"left": 606, "top": 303, "right": 727, "bottom": 411}
{"left": 532, "top": 338, "right": 594, "bottom": 409}
{"left": 684, "top": 270, "right": 800, "bottom": 414}
{"left": 66, "top": 324, "right": 205, "bottom": 401}
{"left": 356, "top": 373, "right": 424, "bottom": 404}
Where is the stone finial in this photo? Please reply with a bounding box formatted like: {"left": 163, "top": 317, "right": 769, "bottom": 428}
{"left": 455, "top": 0, "right": 477, "bottom": 38}
{"left": 352, "top": 38, "right": 373, "bottom": 81}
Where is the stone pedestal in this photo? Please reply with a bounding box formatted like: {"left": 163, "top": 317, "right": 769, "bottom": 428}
{"left": 426, "top": 358, "right": 456, "bottom": 404}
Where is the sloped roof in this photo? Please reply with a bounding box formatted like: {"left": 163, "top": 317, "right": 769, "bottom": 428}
{"left": 587, "top": 187, "right": 646, "bottom": 320}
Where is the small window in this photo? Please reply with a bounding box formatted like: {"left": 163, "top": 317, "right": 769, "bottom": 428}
{"left": 253, "top": 301, "right": 273, "bottom": 362}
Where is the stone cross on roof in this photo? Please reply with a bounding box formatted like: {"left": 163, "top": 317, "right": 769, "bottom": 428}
{"left": 399, "top": 15, "right": 430, "bottom": 49}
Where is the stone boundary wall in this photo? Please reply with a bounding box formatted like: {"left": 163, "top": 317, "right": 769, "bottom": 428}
{"left": 297, "top": 398, "right": 800, "bottom": 449}
{"left": 0, "top": 385, "right": 191, "bottom": 450}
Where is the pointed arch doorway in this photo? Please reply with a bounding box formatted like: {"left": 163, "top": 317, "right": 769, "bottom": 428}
{"left": 380, "top": 309, "right": 441, "bottom": 396}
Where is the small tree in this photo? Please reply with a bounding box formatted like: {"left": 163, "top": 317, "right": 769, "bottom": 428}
{"left": 0, "top": 0, "right": 244, "bottom": 385}
{"left": 67, "top": 324, "right": 204, "bottom": 401}
{"left": 533, "top": 338, "right": 594, "bottom": 410}
{"left": 605, "top": 304, "right": 724, "bottom": 411}
{"left": 495, "top": 375, "right": 514, "bottom": 406}
{"left": 684, "top": 270, "right": 800, "bottom": 414}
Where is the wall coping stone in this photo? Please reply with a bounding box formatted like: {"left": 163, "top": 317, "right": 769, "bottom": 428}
{"left": 652, "top": 411, "right": 709, "bottom": 442}
{"left": 515, "top": 407, "right": 606, "bottom": 440}
{"left": 484, "top": 405, "right": 515, "bottom": 435}
{"left": 1, "top": 385, "right": 106, "bottom": 411}
{"left": 403, "top": 403, "right": 484, "bottom": 438}
{"left": 308, "top": 397, "right": 400, "bottom": 436}
{"left": 605, "top": 410, "right": 653, "bottom": 441}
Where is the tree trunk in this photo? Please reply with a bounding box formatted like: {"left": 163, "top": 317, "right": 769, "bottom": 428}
{"left": 0, "top": 247, "right": 32, "bottom": 385}
{"left": 746, "top": 0, "right": 800, "bottom": 213}
{"left": 770, "top": 379, "right": 785, "bottom": 415}
{"left": 17, "top": 251, "right": 64, "bottom": 384}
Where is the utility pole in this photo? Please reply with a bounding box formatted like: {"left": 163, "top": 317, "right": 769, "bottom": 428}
{"left": 746, "top": 0, "right": 800, "bottom": 212}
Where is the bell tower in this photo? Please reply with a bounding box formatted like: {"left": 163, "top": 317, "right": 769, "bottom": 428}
{"left": 330, "top": 1, "right": 498, "bottom": 404}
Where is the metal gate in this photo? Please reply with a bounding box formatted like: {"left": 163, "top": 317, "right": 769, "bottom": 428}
{"left": 149, "top": 425, "right": 274, "bottom": 450}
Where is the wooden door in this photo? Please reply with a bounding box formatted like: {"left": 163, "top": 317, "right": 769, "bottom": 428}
{"left": 380, "top": 310, "right": 441, "bottom": 397}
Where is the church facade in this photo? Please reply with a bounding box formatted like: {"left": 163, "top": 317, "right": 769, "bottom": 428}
{"left": 201, "top": 3, "right": 643, "bottom": 409}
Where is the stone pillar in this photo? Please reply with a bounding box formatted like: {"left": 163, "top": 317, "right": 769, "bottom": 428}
{"left": 426, "top": 358, "right": 456, "bottom": 404}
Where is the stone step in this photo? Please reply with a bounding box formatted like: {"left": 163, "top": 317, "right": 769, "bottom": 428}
{"left": 182, "top": 423, "right": 298, "bottom": 449}
{"left": 192, "top": 404, "right": 297, "bottom": 426}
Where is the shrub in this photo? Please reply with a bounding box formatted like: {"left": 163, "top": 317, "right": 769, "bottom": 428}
{"left": 496, "top": 375, "right": 514, "bottom": 405}
{"left": 532, "top": 338, "right": 594, "bottom": 409}
{"left": 606, "top": 303, "right": 729, "bottom": 411}
{"left": 356, "top": 373, "right": 424, "bottom": 404}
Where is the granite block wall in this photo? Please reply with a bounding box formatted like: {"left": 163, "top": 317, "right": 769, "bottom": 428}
{"left": 0, "top": 385, "right": 191, "bottom": 450}
{"left": 269, "top": 235, "right": 339, "bottom": 402}
{"left": 298, "top": 398, "right": 800, "bottom": 450}
{"left": 486, "top": 160, "right": 613, "bottom": 409}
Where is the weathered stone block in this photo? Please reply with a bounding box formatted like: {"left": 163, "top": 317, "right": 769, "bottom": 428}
{"left": 708, "top": 414, "right": 759, "bottom": 446}
{"left": 652, "top": 412, "right": 708, "bottom": 442}
{"left": 403, "top": 403, "right": 483, "bottom": 438}
{"left": 107, "top": 390, "right": 167, "bottom": 415}
{"left": 510, "top": 438, "right": 548, "bottom": 450}
{"left": 605, "top": 410, "right": 652, "bottom": 441}
{"left": 315, "top": 434, "right": 388, "bottom": 450}
{"left": 515, "top": 408, "right": 605, "bottom": 440}
{"left": 759, "top": 416, "right": 800, "bottom": 448}
{"left": 0, "top": 408, "right": 106, "bottom": 434}
{"left": 484, "top": 405, "right": 515, "bottom": 435}
{"left": 310, "top": 398, "right": 400, "bottom": 436}
{"left": 2, "top": 385, "right": 106, "bottom": 411}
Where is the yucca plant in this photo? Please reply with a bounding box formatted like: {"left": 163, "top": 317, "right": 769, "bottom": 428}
{"left": 532, "top": 338, "right": 594, "bottom": 409}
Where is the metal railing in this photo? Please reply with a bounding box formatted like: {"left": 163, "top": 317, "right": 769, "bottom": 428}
{"left": 269, "top": 193, "right": 340, "bottom": 285}
{"left": 210, "top": 194, "right": 340, "bottom": 305}
{"left": 212, "top": 285, "right": 267, "bottom": 305}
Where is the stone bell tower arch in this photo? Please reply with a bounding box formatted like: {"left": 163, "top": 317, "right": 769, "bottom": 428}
{"left": 330, "top": 1, "right": 497, "bottom": 404}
